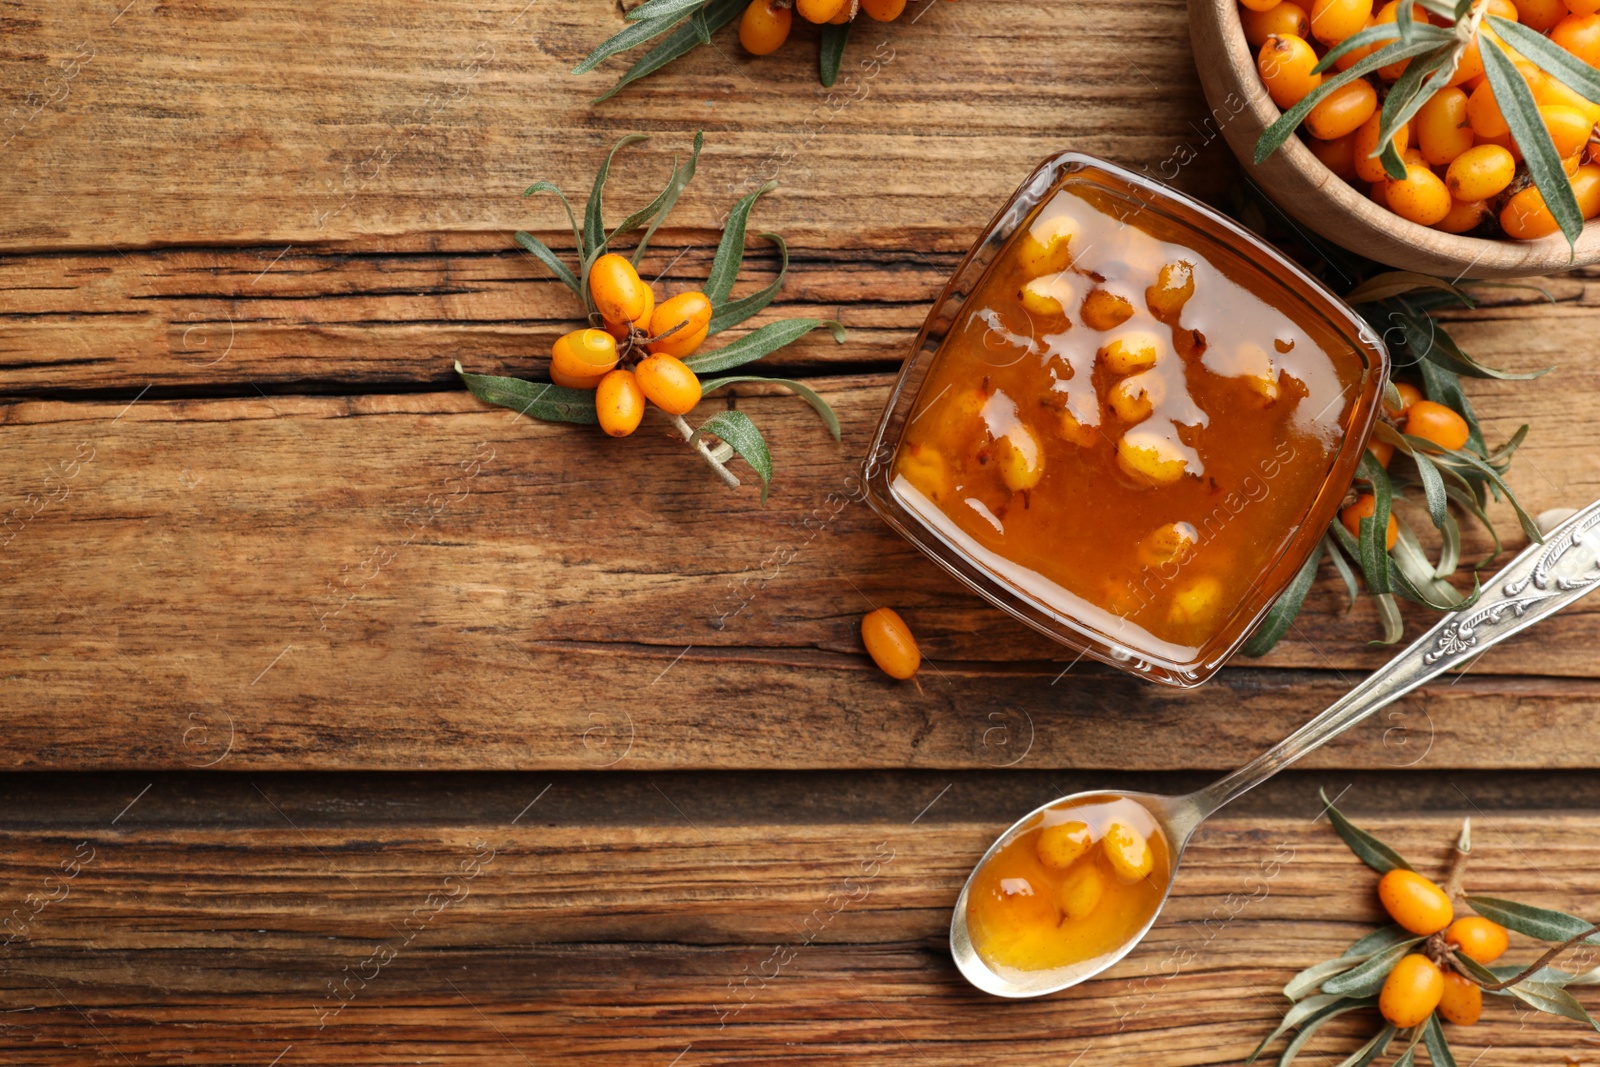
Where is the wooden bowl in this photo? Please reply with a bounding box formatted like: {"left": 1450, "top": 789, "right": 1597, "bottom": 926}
{"left": 1188, "top": 0, "right": 1600, "bottom": 279}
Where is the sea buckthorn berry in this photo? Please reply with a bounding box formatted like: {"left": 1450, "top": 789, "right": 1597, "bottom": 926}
{"left": 1368, "top": 439, "right": 1395, "bottom": 467}
{"left": 635, "top": 354, "right": 703, "bottom": 415}
{"left": 1081, "top": 288, "right": 1134, "bottom": 330}
{"left": 1019, "top": 273, "right": 1076, "bottom": 318}
{"left": 1141, "top": 521, "right": 1200, "bottom": 567}
{"left": 860, "top": 0, "right": 907, "bottom": 18}
{"left": 861, "top": 607, "right": 920, "bottom": 680}
{"left": 1168, "top": 576, "right": 1224, "bottom": 626}
{"left": 1342, "top": 493, "right": 1399, "bottom": 549}
{"left": 1448, "top": 36, "right": 1486, "bottom": 87}
{"left": 1100, "top": 331, "right": 1163, "bottom": 375}
{"left": 1415, "top": 88, "right": 1474, "bottom": 165}
{"left": 796, "top": 0, "right": 848, "bottom": 21}
{"left": 550, "top": 328, "right": 620, "bottom": 386}
{"left": 1146, "top": 261, "right": 1196, "bottom": 321}
{"left": 1405, "top": 399, "right": 1471, "bottom": 450}
{"left": 1056, "top": 863, "right": 1106, "bottom": 921}
{"left": 589, "top": 253, "right": 652, "bottom": 325}
{"left": 1103, "top": 823, "right": 1155, "bottom": 882}
{"left": 1379, "top": 954, "right": 1446, "bottom": 1029}
{"left": 1109, "top": 376, "right": 1155, "bottom": 423}
{"left": 898, "top": 442, "right": 954, "bottom": 503}
{"left": 1036, "top": 821, "right": 1093, "bottom": 869}
{"left": 604, "top": 283, "right": 656, "bottom": 343}
{"left": 1354, "top": 114, "right": 1410, "bottom": 182}
{"left": 1501, "top": 182, "right": 1562, "bottom": 240}
{"left": 1571, "top": 0, "right": 1600, "bottom": 16}
{"left": 1445, "top": 143, "right": 1516, "bottom": 201}
{"left": 1310, "top": 0, "right": 1373, "bottom": 44}
{"left": 1553, "top": 13, "right": 1600, "bottom": 67}
{"left": 1466, "top": 79, "right": 1511, "bottom": 138}
{"left": 1385, "top": 380, "right": 1423, "bottom": 416}
{"left": 647, "top": 291, "right": 713, "bottom": 358}
{"left": 1310, "top": 130, "right": 1359, "bottom": 179}
{"left": 1572, "top": 163, "right": 1600, "bottom": 218}
{"left": 739, "top": 0, "right": 793, "bottom": 54}
{"left": 996, "top": 424, "right": 1045, "bottom": 492}
{"left": 594, "top": 369, "right": 645, "bottom": 438}
{"left": 1379, "top": 868, "right": 1455, "bottom": 934}
{"left": 1386, "top": 161, "right": 1453, "bottom": 226}
{"left": 1258, "top": 34, "right": 1324, "bottom": 108}
{"left": 1243, "top": 1, "right": 1312, "bottom": 46}
{"left": 1542, "top": 104, "right": 1595, "bottom": 159}
{"left": 1374, "top": 2, "right": 1427, "bottom": 79}
{"left": 1369, "top": 180, "right": 1390, "bottom": 207}
{"left": 1016, "top": 214, "right": 1078, "bottom": 275}
{"left": 827, "top": 0, "right": 854, "bottom": 24}
{"left": 1511, "top": 0, "right": 1565, "bottom": 32}
{"left": 1439, "top": 971, "right": 1483, "bottom": 1026}
{"left": 1117, "top": 432, "right": 1190, "bottom": 486}
{"left": 1536, "top": 73, "right": 1600, "bottom": 123}
{"left": 1241, "top": 0, "right": 1283, "bottom": 10}
{"left": 1058, "top": 408, "right": 1100, "bottom": 447}
{"left": 1434, "top": 198, "right": 1488, "bottom": 233}
{"left": 1446, "top": 916, "right": 1510, "bottom": 964}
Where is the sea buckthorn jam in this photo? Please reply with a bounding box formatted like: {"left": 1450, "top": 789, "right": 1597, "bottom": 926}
{"left": 873, "top": 155, "right": 1385, "bottom": 685}
{"left": 967, "top": 795, "right": 1170, "bottom": 975}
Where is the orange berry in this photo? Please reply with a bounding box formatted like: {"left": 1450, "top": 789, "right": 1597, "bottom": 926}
{"left": 1501, "top": 182, "right": 1561, "bottom": 240}
{"left": 1380, "top": 954, "right": 1446, "bottom": 1029}
{"left": 549, "top": 328, "right": 620, "bottom": 388}
{"left": 1386, "top": 380, "right": 1423, "bottom": 416}
{"left": 1542, "top": 104, "right": 1595, "bottom": 159}
{"left": 1570, "top": 0, "right": 1600, "bottom": 15}
{"left": 859, "top": 0, "right": 907, "bottom": 18}
{"left": 634, "top": 353, "right": 703, "bottom": 415}
{"left": 604, "top": 285, "right": 656, "bottom": 343}
{"left": 1553, "top": 12, "right": 1600, "bottom": 65}
{"left": 1307, "top": 78, "right": 1379, "bottom": 139}
{"left": 594, "top": 369, "right": 646, "bottom": 438}
{"left": 1434, "top": 197, "right": 1488, "bottom": 233}
{"left": 1354, "top": 113, "right": 1410, "bottom": 182}
{"left": 588, "top": 253, "right": 652, "bottom": 325}
{"left": 1374, "top": 2, "right": 1428, "bottom": 79}
{"left": 1446, "top": 916, "right": 1510, "bottom": 964}
{"left": 1511, "top": 0, "right": 1566, "bottom": 31}
{"left": 1404, "top": 399, "right": 1471, "bottom": 450}
{"left": 827, "top": 0, "right": 853, "bottom": 23}
{"left": 1415, "top": 88, "right": 1475, "bottom": 165}
{"left": 1241, "top": 0, "right": 1283, "bottom": 11}
{"left": 1258, "top": 34, "right": 1323, "bottom": 108}
{"left": 1535, "top": 75, "right": 1600, "bottom": 124}
{"left": 647, "top": 291, "right": 713, "bottom": 358}
{"left": 1467, "top": 78, "right": 1511, "bottom": 138}
{"left": 1368, "top": 439, "right": 1395, "bottom": 467}
{"left": 1242, "top": 1, "right": 1312, "bottom": 46}
{"left": 796, "top": 0, "right": 848, "bottom": 19}
{"left": 1336, "top": 15, "right": 1382, "bottom": 69}
{"left": 861, "top": 607, "right": 921, "bottom": 680}
{"left": 1386, "top": 161, "right": 1453, "bottom": 225}
{"left": 1439, "top": 971, "right": 1483, "bottom": 1026}
{"left": 1445, "top": 143, "right": 1515, "bottom": 201}
{"left": 1310, "top": 0, "right": 1373, "bottom": 44}
{"left": 1341, "top": 493, "right": 1398, "bottom": 550}
{"left": 1379, "top": 868, "right": 1455, "bottom": 935}
{"left": 1448, "top": 36, "right": 1486, "bottom": 87}
{"left": 1310, "top": 130, "right": 1359, "bottom": 179}
{"left": 1572, "top": 162, "right": 1600, "bottom": 218}
{"left": 739, "top": 0, "right": 793, "bottom": 54}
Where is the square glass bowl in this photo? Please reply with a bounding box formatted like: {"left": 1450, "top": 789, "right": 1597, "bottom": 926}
{"left": 862, "top": 152, "right": 1389, "bottom": 688}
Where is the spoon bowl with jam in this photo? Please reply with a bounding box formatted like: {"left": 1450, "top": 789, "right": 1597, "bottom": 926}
{"left": 951, "top": 496, "right": 1600, "bottom": 998}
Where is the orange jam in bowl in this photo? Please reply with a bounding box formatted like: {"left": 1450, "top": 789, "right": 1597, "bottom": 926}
{"left": 865, "top": 153, "right": 1388, "bottom": 686}
{"left": 966, "top": 795, "right": 1170, "bottom": 978}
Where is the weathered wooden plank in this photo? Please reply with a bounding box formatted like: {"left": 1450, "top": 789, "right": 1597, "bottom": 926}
{"left": 2, "top": 385, "right": 1599, "bottom": 769}
{"left": 0, "top": 811, "right": 1592, "bottom": 1064}
{"left": 0, "top": 1, "right": 1228, "bottom": 252}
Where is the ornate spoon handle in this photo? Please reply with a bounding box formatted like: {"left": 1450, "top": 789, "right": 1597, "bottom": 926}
{"left": 1185, "top": 499, "right": 1600, "bottom": 826}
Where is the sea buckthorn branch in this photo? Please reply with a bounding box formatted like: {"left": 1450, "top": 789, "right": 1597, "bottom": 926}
{"left": 457, "top": 133, "right": 845, "bottom": 500}
{"left": 1251, "top": 791, "right": 1600, "bottom": 1065}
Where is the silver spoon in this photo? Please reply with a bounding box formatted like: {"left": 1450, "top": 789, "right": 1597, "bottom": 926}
{"left": 952, "top": 497, "right": 1600, "bottom": 998}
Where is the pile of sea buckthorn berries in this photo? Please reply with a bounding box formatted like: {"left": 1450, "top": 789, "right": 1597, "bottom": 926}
{"left": 1374, "top": 867, "right": 1509, "bottom": 1028}
{"left": 553, "top": 253, "right": 708, "bottom": 437}
{"left": 738, "top": 0, "right": 949, "bottom": 56}
{"left": 1247, "top": 0, "right": 1600, "bottom": 238}
{"left": 1340, "top": 381, "right": 1470, "bottom": 548}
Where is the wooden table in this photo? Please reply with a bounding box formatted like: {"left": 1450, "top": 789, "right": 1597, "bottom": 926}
{"left": 3, "top": 2, "right": 1599, "bottom": 1063}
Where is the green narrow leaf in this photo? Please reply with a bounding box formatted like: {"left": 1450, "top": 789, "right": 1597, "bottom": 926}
{"left": 634, "top": 131, "right": 703, "bottom": 267}
{"left": 1274, "top": 998, "right": 1377, "bottom": 1067}
{"left": 1241, "top": 539, "right": 1323, "bottom": 657}
{"left": 1466, "top": 896, "right": 1600, "bottom": 946}
{"left": 454, "top": 362, "right": 599, "bottom": 425}
{"left": 1314, "top": 21, "right": 1405, "bottom": 74}
{"left": 583, "top": 134, "right": 650, "bottom": 261}
{"left": 1422, "top": 1015, "right": 1457, "bottom": 1067}
{"left": 1408, "top": 448, "right": 1450, "bottom": 532}
{"left": 1441, "top": 482, "right": 1504, "bottom": 568}
{"left": 1431, "top": 446, "right": 1543, "bottom": 542}
{"left": 1346, "top": 271, "right": 1474, "bottom": 306}
{"left": 626, "top": 0, "right": 709, "bottom": 21}
{"left": 513, "top": 231, "right": 582, "bottom": 296}
{"left": 1390, "top": 1044, "right": 1417, "bottom": 1067}
{"left": 1434, "top": 506, "right": 1461, "bottom": 579}
{"left": 698, "top": 374, "right": 841, "bottom": 441}
{"left": 1481, "top": 32, "right": 1583, "bottom": 248}
{"left": 1372, "top": 591, "right": 1404, "bottom": 646}
{"left": 819, "top": 20, "right": 851, "bottom": 88}
{"left": 593, "top": 0, "right": 746, "bottom": 103}
{"left": 1324, "top": 530, "right": 1361, "bottom": 608}
{"left": 708, "top": 231, "right": 789, "bottom": 335}
{"left": 1322, "top": 939, "right": 1424, "bottom": 997}
{"left": 1333, "top": 1025, "right": 1395, "bottom": 1067}
{"left": 1394, "top": 306, "right": 1547, "bottom": 381}
{"left": 683, "top": 318, "right": 846, "bottom": 374}
{"left": 1356, "top": 451, "right": 1393, "bottom": 596}
{"left": 1285, "top": 958, "right": 1365, "bottom": 1001}
{"left": 706, "top": 181, "right": 777, "bottom": 306}
{"left": 691, "top": 410, "right": 773, "bottom": 502}
{"left": 1391, "top": 521, "right": 1472, "bottom": 610}
{"left": 689, "top": 4, "right": 712, "bottom": 43}
{"left": 1507, "top": 981, "right": 1600, "bottom": 1029}
{"left": 1417, "top": 359, "right": 1486, "bottom": 453}
{"left": 522, "top": 180, "right": 585, "bottom": 260}
{"left": 1375, "top": 44, "right": 1459, "bottom": 179}
{"left": 573, "top": 12, "right": 689, "bottom": 74}
{"left": 1490, "top": 15, "right": 1600, "bottom": 102}
{"left": 1344, "top": 925, "right": 1414, "bottom": 958}
{"left": 1322, "top": 788, "right": 1416, "bottom": 873}
{"left": 1247, "top": 994, "right": 1344, "bottom": 1064}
